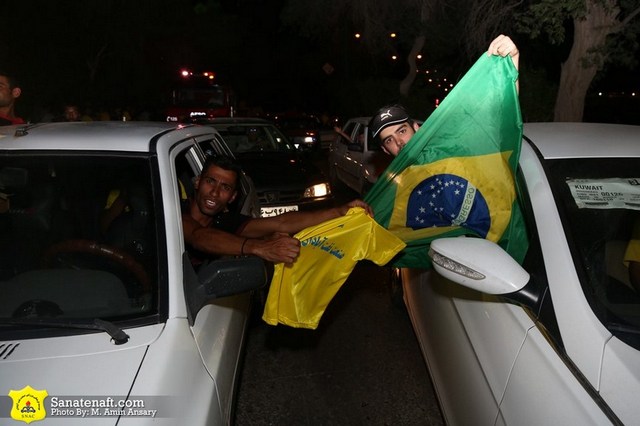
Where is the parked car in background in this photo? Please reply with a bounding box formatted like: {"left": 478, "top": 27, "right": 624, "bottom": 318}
{"left": 198, "top": 117, "right": 333, "bottom": 217}
{"left": 403, "top": 122, "right": 640, "bottom": 425}
{"left": 273, "top": 113, "right": 322, "bottom": 153}
{"left": 0, "top": 122, "right": 265, "bottom": 425}
{"left": 328, "top": 117, "right": 393, "bottom": 195}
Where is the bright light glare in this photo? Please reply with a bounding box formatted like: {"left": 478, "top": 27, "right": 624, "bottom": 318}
{"left": 354, "top": 33, "right": 361, "bottom": 39}
{"left": 304, "top": 183, "right": 330, "bottom": 198}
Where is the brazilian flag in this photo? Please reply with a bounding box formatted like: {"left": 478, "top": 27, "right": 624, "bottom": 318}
{"left": 364, "top": 54, "right": 529, "bottom": 268}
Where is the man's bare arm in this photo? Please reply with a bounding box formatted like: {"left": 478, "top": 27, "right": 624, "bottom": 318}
{"left": 182, "top": 213, "right": 301, "bottom": 264}
{"left": 240, "top": 200, "right": 373, "bottom": 238}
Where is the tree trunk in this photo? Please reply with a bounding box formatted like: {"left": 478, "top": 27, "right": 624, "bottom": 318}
{"left": 554, "top": 0, "right": 619, "bottom": 122}
{"left": 399, "top": 35, "right": 426, "bottom": 97}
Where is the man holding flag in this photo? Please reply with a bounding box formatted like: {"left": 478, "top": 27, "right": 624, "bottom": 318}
{"left": 263, "top": 34, "right": 528, "bottom": 328}
{"left": 364, "top": 34, "right": 527, "bottom": 268}
{"left": 369, "top": 35, "right": 520, "bottom": 159}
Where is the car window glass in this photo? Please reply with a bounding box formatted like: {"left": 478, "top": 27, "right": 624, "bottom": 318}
{"left": 366, "top": 125, "right": 383, "bottom": 152}
{"left": 0, "top": 154, "right": 159, "bottom": 332}
{"left": 197, "top": 134, "right": 232, "bottom": 158}
{"left": 175, "top": 149, "right": 200, "bottom": 202}
{"left": 547, "top": 158, "right": 640, "bottom": 350}
{"left": 218, "top": 124, "right": 293, "bottom": 153}
{"left": 263, "top": 124, "right": 295, "bottom": 150}
{"left": 354, "top": 126, "right": 366, "bottom": 148}
{"left": 339, "top": 122, "right": 357, "bottom": 146}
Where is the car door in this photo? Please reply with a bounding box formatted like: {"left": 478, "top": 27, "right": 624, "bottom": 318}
{"left": 402, "top": 268, "right": 522, "bottom": 425}
{"left": 402, "top": 141, "right": 616, "bottom": 425}
{"left": 341, "top": 121, "right": 367, "bottom": 193}
{"left": 330, "top": 120, "right": 360, "bottom": 192}
{"left": 172, "top": 140, "right": 253, "bottom": 422}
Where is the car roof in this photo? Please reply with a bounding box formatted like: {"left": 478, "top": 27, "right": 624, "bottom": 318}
{"left": 0, "top": 121, "right": 218, "bottom": 152}
{"left": 523, "top": 122, "right": 640, "bottom": 160}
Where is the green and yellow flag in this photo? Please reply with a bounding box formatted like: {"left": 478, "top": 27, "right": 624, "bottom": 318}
{"left": 364, "top": 54, "right": 529, "bottom": 268}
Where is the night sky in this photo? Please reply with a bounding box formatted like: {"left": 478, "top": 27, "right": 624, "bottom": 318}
{"left": 1, "top": 1, "right": 638, "bottom": 124}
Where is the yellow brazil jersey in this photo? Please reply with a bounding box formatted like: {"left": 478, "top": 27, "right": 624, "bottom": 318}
{"left": 263, "top": 207, "right": 406, "bottom": 329}
{"left": 624, "top": 219, "right": 640, "bottom": 266}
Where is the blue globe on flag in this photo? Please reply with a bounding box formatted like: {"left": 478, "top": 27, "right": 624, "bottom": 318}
{"left": 406, "top": 173, "right": 491, "bottom": 238}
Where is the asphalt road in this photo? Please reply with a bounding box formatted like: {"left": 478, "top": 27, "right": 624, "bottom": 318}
{"left": 234, "top": 152, "right": 445, "bottom": 425}
{"left": 234, "top": 261, "right": 445, "bottom": 426}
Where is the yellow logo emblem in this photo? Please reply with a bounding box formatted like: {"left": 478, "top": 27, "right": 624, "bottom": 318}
{"left": 8, "top": 386, "right": 48, "bottom": 424}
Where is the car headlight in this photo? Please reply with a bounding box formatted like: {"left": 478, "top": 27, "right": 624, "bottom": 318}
{"left": 304, "top": 183, "right": 331, "bottom": 198}
{"left": 303, "top": 136, "right": 316, "bottom": 143}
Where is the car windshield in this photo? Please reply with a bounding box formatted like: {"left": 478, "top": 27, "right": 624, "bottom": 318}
{"left": 0, "top": 153, "right": 160, "bottom": 329}
{"left": 216, "top": 124, "right": 295, "bottom": 153}
{"left": 548, "top": 157, "right": 640, "bottom": 348}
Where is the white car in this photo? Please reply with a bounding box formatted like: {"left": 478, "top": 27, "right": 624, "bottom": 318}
{"left": 0, "top": 122, "right": 265, "bottom": 425}
{"left": 328, "top": 117, "right": 392, "bottom": 195}
{"left": 403, "top": 122, "right": 640, "bottom": 425}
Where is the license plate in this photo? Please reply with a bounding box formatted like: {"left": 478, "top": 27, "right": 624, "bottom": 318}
{"left": 260, "top": 205, "right": 299, "bottom": 217}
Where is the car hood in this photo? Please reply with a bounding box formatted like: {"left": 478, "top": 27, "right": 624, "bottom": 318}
{"left": 1, "top": 324, "right": 163, "bottom": 397}
{"left": 236, "top": 151, "right": 324, "bottom": 187}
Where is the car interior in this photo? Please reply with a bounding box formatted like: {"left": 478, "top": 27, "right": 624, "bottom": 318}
{"left": 547, "top": 157, "right": 640, "bottom": 349}
{"left": 0, "top": 156, "right": 157, "bottom": 320}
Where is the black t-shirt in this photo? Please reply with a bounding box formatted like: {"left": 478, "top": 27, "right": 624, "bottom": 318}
{"left": 184, "top": 204, "right": 252, "bottom": 268}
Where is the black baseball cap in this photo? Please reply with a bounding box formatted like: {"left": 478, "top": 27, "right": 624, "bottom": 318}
{"left": 369, "top": 105, "right": 411, "bottom": 141}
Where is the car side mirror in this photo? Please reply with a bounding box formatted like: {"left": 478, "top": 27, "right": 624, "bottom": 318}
{"left": 183, "top": 253, "right": 267, "bottom": 325}
{"left": 428, "top": 237, "right": 529, "bottom": 295}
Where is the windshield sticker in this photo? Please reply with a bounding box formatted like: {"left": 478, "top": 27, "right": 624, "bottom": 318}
{"left": 567, "top": 178, "right": 640, "bottom": 210}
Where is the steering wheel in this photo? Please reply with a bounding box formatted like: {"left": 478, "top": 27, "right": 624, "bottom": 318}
{"left": 43, "top": 239, "right": 151, "bottom": 294}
